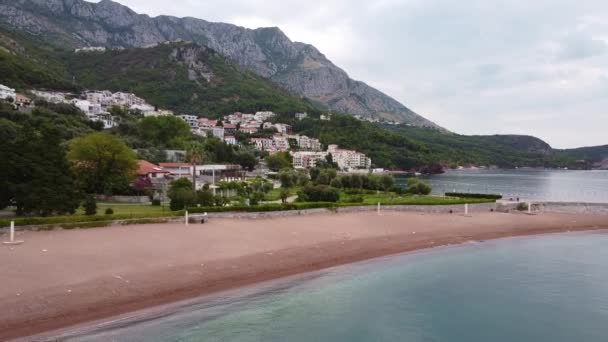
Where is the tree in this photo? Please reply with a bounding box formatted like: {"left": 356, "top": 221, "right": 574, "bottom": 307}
{"left": 235, "top": 150, "right": 258, "bottom": 171}
{"left": 83, "top": 194, "right": 97, "bottom": 216}
{"left": 380, "top": 174, "right": 395, "bottom": 192}
{"left": 196, "top": 189, "right": 215, "bottom": 206}
{"left": 298, "top": 185, "right": 340, "bottom": 202}
{"left": 279, "top": 169, "right": 298, "bottom": 188}
{"left": 68, "top": 132, "right": 138, "bottom": 195}
{"left": 266, "top": 152, "right": 292, "bottom": 172}
{"left": 406, "top": 178, "right": 432, "bottom": 195}
{"left": 138, "top": 116, "right": 192, "bottom": 148}
{"left": 0, "top": 121, "right": 80, "bottom": 216}
{"left": 280, "top": 188, "right": 290, "bottom": 204}
{"left": 186, "top": 142, "right": 204, "bottom": 191}
{"left": 315, "top": 168, "right": 337, "bottom": 185}
{"left": 168, "top": 178, "right": 196, "bottom": 210}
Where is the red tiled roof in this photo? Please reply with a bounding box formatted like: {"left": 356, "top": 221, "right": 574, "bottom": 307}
{"left": 223, "top": 123, "right": 236, "bottom": 129}
{"left": 137, "top": 160, "right": 169, "bottom": 175}
{"left": 159, "top": 162, "right": 191, "bottom": 168}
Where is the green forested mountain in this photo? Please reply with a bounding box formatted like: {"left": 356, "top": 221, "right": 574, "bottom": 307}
{"left": 65, "top": 43, "right": 318, "bottom": 116}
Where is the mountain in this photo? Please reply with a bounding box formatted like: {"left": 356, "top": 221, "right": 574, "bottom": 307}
{"left": 0, "top": 0, "right": 440, "bottom": 128}
{"left": 66, "top": 43, "right": 318, "bottom": 115}
{"left": 0, "top": 26, "right": 318, "bottom": 116}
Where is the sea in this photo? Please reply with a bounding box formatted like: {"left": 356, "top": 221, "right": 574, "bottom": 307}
{"left": 419, "top": 168, "right": 608, "bottom": 203}
{"left": 49, "top": 231, "right": 608, "bottom": 341}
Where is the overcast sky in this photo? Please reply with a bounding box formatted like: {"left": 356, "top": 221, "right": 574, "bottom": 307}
{"left": 98, "top": 0, "right": 608, "bottom": 148}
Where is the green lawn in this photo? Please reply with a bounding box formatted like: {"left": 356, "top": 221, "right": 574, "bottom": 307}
{"left": 2, "top": 193, "right": 494, "bottom": 228}
{"left": 340, "top": 192, "right": 494, "bottom": 206}
{"left": 264, "top": 187, "right": 300, "bottom": 201}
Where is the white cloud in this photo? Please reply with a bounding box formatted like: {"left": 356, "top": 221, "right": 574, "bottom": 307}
{"left": 93, "top": 0, "right": 608, "bottom": 148}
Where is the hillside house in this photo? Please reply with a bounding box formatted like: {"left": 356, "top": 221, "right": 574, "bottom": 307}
{"left": 0, "top": 84, "right": 16, "bottom": 101}
{"left": 178, "top": 115, "right": 199, "bottom": 129}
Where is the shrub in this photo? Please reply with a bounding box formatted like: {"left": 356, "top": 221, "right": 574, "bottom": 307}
{"left": 445, "top": 192, "right": 503, "bottom": 200}
{"left": 83, "top": 195, "right": 97, "bottom": 216}
{"left": 196, "top": 190, "right": 215, "bottom": 207}
{"left": 105, "top": 208, "right": 114, "bottom": 215}
{"left": 298, "top": 185, "right": 340, "bottom": 202}
{"left": 151, "top": 199, "right": 161, "bottom": 206}
{"left": 516, "top": 202, "right": 528, "bottom": 211}
{"left": 406, "top": 178, "right": 432, "bottom": 195}
{"left": 280, "top": 188, "right": 290, "bottom": 204}
{"left": 169, "top": 188, "right": 196, "bottom": 211}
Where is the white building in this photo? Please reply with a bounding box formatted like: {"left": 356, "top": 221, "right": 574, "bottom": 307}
{"left": 273, "top": 123, "right": 291, "bottom": 134}
{"left": 75, "top": 47, "right": 106, "bottom": 53}
{"left": 327, "top": 144, "right": 371, "bottom": 170}
{"left": 251, "top": 138, "right": 274, "bottom": 151}
{"left": 143, "top": 109, "right": 173, "bottom": 117}
{"left": 129, "top": 103, "right": 155, "bottom": 114}
{"left": 295, "top": 112, "right": 308, "bottom": 120}
{"left": 225, "top": 135, "right": 237, "bottom": 145}
{"left": 0, "top": 84, "right": 16, "bottom": 101}
{"left": 272, "top": 135, "right": 290, "bottom": 151}
{"left": 71, "top": 99, "right": 103, "bottom": 115}
{"left": 255, "top": 111, "right": 275, "bottom": 121}
{"left": 71, "top": 99, "right": 117, "bottom": 128}
{"left": 31, "top": 90, "right": 69, "bottom": 103}
{"left": 288, "top": 134, "right": 322, "bottom": 151}
{"left": 212, "top": 126, "right": 225, "bottom": 139}
{"left": 291, "top": 151, "right": 328, "bottom": 169}
{"left": 178, "top": 115, "right": 199, "bottom": 129}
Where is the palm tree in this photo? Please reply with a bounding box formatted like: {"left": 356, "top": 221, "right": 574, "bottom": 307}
{"left": 186, "top": 142, "right": 205, "bottom": 191}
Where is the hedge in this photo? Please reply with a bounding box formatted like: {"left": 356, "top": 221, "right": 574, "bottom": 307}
{"left": 0, "top": 211, "right": 185, "bottom": 228}
{"left": 445, "top": 192, "right": 503, "bottom": 200}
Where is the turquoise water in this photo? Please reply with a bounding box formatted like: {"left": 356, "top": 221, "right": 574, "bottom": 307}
{"left": 53, "top": 231, "right": 608, "bottom": 341}
{"left": 418, "top": 169, "right": 608, "bottom": 202}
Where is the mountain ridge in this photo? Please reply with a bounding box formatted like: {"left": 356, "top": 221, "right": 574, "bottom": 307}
{"left": 0, "top": 0, "right": 441, "bottom": 128}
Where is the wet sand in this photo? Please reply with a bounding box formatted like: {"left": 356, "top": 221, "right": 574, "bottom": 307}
{"left": 1, "top": 211, "right": 607, "bottom": 340}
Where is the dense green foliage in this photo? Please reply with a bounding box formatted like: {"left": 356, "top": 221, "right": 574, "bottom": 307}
{"left": 405, "top": 178, "right": 432, "bottom": 195}
{"left": 68, "top": 132, "right": 138, "bottom": 194}
{"left": 138, "top": 116, "right": 193, "bottom": 148}
{"left": 66, "top": 43, "right": 317, "bottom": 116}
{"left": 0, "top": 28, "right": 76, "bottom": 91}
{"left": 386, "top": 125, "right": 589, "bottom": 169}
{"left": 0, "top": 103, "right": 83, "bottom": 215}
{"left": 266, "top": 152, "right": 293, "bottom": 172}
{"left": 83, "top": 194, "right": 97, "bottom": 216}
{"left": 298, "top": 185, "right": 341, "bottom": 202}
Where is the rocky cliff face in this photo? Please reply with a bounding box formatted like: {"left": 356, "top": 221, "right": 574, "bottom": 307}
{"left": 0, "top": 0, "right": 440, "bottom": 128}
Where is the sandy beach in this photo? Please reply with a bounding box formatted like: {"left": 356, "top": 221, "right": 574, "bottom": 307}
{"left": 1, "top": 210, "right": 607, "bottom": 340}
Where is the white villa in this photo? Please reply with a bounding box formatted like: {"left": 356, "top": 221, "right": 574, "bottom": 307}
{"left": 0, "top": 84, "right": 16, "bottom": 101}
{"left": 177, "top": 114, "right": 199, "bottom": 129}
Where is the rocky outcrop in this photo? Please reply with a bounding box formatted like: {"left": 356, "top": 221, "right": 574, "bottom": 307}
{"left": 0, "top": 0, "right": 441, "bottom": 128}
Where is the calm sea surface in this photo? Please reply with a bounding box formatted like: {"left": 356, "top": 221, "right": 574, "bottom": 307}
{"left": 417, "top": 169, "right": 608, "bottom": 202}
{"left": 51, "top": 231, "right": 608, "bottom": 342}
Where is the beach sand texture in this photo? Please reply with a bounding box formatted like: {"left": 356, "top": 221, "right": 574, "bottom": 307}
{"left": 1, "top": 211, "right": 607, "bottom": 340}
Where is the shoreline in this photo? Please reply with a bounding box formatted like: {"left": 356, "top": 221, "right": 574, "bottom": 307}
{"left": 1, "top": 211, "right": 607, "bottom": 340}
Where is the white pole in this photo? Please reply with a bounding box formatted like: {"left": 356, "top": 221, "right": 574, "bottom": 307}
{"left": 465, "top": 203, "right": 469, "bottom": 216}
{"left": 377, "top": 202, "right": 381, "bottom": 215}
{"left": 10, "top": 221, "right": 15, "bottom": 242}
{"left": 528, "top": 202, "right": 532, "bottom": 214}
{"left": 3, "top": 221, "right": 24, "bottom": 245}
{"left": 185, "top": 210, "right": 189, "bottom": 226}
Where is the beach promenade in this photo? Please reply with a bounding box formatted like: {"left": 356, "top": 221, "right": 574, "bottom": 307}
{"left": 1, "top": 210, "right": 607, "bottom": 340}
